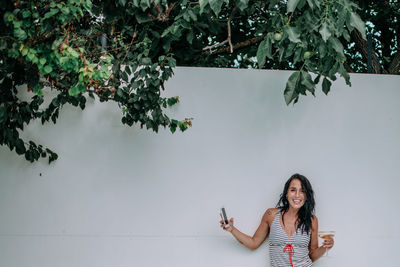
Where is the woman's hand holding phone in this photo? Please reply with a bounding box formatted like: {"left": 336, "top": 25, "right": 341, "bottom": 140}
{"left": 220, "top": 217, "right": 234, "bottom": 232}
{"left": 220, "top": 207, "right": 234, "bottom": 232}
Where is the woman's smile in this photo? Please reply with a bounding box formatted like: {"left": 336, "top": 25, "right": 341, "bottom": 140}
{"left": 287, "top": 179, "right": 305, "bottom": 209}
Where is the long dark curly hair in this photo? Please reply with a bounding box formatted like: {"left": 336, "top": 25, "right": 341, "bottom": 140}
{"left": 276, "top": 173, "right": 315, "bottom": 235}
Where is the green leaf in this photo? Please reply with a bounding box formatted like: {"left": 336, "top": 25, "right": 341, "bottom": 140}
{"left": 121, "top": 71, "right": 129, "bottom": 82}
{"left": 51, "top": 98, "right": 59, "bottom": 106}
{"left": 284, "top": 43, "right": 296, "bottom": 59}
{"left": 313, "top": 74, "right": 321, "bottom": 84}
{"left": 167, "top": 97, "right": 179, "bottom": 106}
{"left": 186, "top": 30, "right": 194, "bottom": 44}
{"left": 141, "top": 57, "right": 152, "bottom": 65}
{"left": 48, "top": 151, "right": 58, "bottom": 164}
{"left": 278, "top": 46, "right": 285, "bottom": 62}
{"left": 33, "top": 87, "right": 44, "bottom": 97}
{"left": 349, "top": 12, "right": 366, "bottom": 40}
{"left": 32, "top": 56, "right": 39, "bottom": 64}
{"left": 338, "top": 63, "right": 351, "bottom": 86}
{"left": 116, "top": 88, "right": 124, "bottom": 98}
{"left": 284, "top": 26, "right": 301, "bottom": 43}
{"left": 167, "top": 57, "right": 176, "bottom": 67}
{"left": 343, "top": 29, "right": 351, "bottom": 42}
{"left": 61, "top": 7, "right": 70, "bottom": 15}
{"left": 306, "top": 0, "right": 314, "bottom": 9}
{"left": 209, "top": 0, "right": 224, "bottom": 16}
{"left": 293, "top": 47, "right": 303, "bottom": 65}
{"left": 238, "top": 0, "right": 249, "bottom": 11}
{"left": 136, "top": 13, "right": 151, "bottom": 24}
{"left": 21, "top": 48, "right": 28, "bottom": 56}
{"left": 322, "top": 77, "right": 332, "bottom": 95}
{"left": 14, "top": 28, "right": 27, "bottom": 40}
{"left": 284, "top": 71, "right": 301, "bottom": 105}
{"left": 328, "top": 37, "right": 345, "bottom": 59}
{"left": 318, "top": 41, "right": 327, "bottom": 57}
{"left": 179, "top": 19, "right": 192, "bottom": 30}
{"left": 44, "top": 8, "right": 59, "bottom": 19}
{"left": 170, "top": 124, "right": 177, "bottom": 133}
{"left": 287, "top": 0, "right": 301, "bottom": 13}
{"left": 319, "top": 23, "right": 331, "bottom": 42}
{"left": 161, "top": 25, "right": 174, "bottom": 38}
{"left": 0, "top": 106, "right": 6, "bottom": 123}
{"left": 22, "top": 10, "right": 31, "bottom": 18}
{"left": 256, "top": 38, "right": 268, "bottom": 68}
{"left": 125, "top": 66, "right": 132, "bottom": 76}
{"left": 199, "top": 0, "right": 209, "bottom": 13}
{"left": 178, "top": 121, "right": 188, "bottom": 131}
{"left": 183, "top": 11, "right": 191, "bottom": 22}
{"left": 69, "top": 85, "right": 80, "bottom": 96}
{"left": 15, "top": 139, "right": 26, "bottom": 155}
{"left": 140, "top": 0, "right": 151, "bottom": 11}
{"left": 328, "top": 61, "right": 339, "bottom": 80}
{"left": 67, "top": 47, "right": 80, "bottom": 58}
{"left": 44, "top": 65, "right": 53, "bottom": 74}
{"left": 188, "top": 10, "right": 197, "bottom": 21}
{"left": 39, "top": 58, "right": 47, "bottom": 66}
{"left": 300, "top": 70, "right": 315, "bottom": 94}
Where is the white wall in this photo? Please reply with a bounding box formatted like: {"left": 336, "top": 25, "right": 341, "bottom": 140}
{"left": 0, "top": 67, "right": 399, "bottom": 267}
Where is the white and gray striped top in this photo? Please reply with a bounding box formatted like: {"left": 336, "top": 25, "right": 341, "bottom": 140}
{"left": 268, "top": 211, "right": 313, "bottom": 267}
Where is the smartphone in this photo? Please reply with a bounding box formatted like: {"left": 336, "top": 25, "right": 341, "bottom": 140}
{"left": 221, "top": 207, "right": 229, "bottom": 225}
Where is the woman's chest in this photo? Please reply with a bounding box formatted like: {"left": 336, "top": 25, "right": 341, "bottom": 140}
{"left": 269, "top": 220, "right": 310, "bottom": 247}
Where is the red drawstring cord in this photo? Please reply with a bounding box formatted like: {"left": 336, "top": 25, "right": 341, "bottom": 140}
{"left": 283, "top": 243, "right": 295, "bottom": 267}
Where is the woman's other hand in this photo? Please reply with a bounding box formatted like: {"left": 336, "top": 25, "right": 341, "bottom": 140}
{"left": 322, "top": 236, "right": 334, "bottom": 249}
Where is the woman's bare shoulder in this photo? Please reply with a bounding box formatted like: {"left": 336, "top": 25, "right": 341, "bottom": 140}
{"left": 263, "top": 208, "right": 279, "bottom": 225}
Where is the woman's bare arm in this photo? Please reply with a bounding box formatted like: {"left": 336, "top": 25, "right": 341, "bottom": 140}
{"left": 308, "top": 216, "right": 334, "bottom": 262}
{"left": 221, "top": 208, "right": 277, "bottom": 250}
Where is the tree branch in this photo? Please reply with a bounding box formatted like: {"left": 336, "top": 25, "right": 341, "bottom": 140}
{"left": 202, "top": 6, "right": 238, "bottom": 54}
{"left": 149, "top": 2, "right": 176, "bottom": 22}
{"left": 351, "top": 30, "right": 381, "bottom": 74}
{"left": 388, "top": 52, "right": 400, "bottom": 74}
{"left": 227, "top": 6, "right": 238, "bottom": 53}
{"left": 203, "top": 40, "right": 229, "bottom": 52}
{"left": 203, "top": 35, "right": 265, "bottom": 55}
{"left": 344, "top": 62, "right": 354, "bottom": 73}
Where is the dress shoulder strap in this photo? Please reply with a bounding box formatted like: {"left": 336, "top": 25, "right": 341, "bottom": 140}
{"left": 270, "top": 209, "right": 281, "bottom": 226}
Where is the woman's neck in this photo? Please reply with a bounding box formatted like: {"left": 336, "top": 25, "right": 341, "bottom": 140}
{"left": 285, "top": 207, "right": 299, "bottom": 218}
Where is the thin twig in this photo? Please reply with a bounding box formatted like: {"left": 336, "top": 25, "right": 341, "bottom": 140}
{"left": 149, "top": 2, "right": 176, "bottom": 22}
{"left": 202, "top": 6, "right": 238, "bottom": 54}
{"left": 203, "top": 40, "right": 229, "bottom": 52}
{"left": 227, "top": 6, "right": 238, "bottom": 53}
{"left": 203, "top": 34, "right": 266, "bottom": 55}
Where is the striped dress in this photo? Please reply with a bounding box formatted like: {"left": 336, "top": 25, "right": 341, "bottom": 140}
{"left": 268, "top": 212, "right": 313, "bottom": 267}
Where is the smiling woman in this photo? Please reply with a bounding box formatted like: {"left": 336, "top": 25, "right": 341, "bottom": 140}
{"left": 219, "top": 174, "right": 334, "bottom": 267}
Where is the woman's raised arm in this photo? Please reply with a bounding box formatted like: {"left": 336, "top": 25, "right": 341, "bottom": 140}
{"left": 220, "top": 208, "right": 277, "bottom": 250}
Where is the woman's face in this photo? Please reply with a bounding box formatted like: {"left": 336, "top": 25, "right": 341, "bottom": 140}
{"left": 286, "top": 179, "right": 306, "bottom": 210}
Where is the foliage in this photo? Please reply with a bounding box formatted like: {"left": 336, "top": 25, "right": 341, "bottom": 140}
{"left": 345, "top": 0, "right": 400, "bottom": 74}
{"left": 0, "top": 0, "right": 367, "bottom": 163}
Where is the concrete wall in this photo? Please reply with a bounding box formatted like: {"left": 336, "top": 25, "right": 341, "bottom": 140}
{"left": 0, "top": 67, "right": 399, "bottom": 267}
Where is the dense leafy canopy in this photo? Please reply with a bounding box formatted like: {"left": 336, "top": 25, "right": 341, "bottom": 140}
{"left": 0, "top": 0, "right": 371, "bottom": 163}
